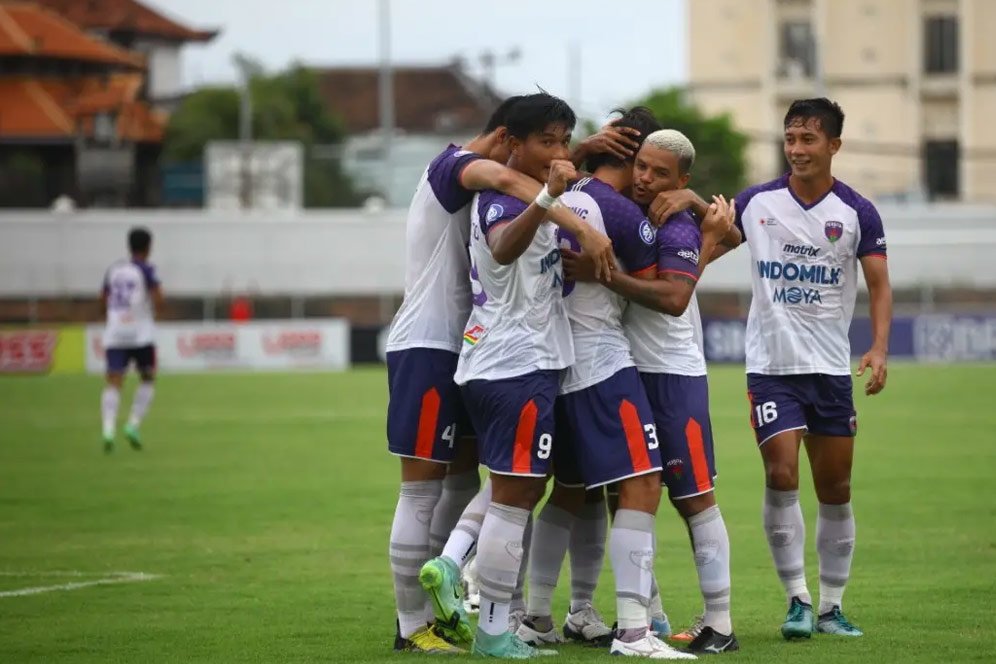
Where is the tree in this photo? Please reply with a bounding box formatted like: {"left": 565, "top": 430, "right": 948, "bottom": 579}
{"left": 635, "top": 87, "right": 749, "bottom": 198}
{"left": 163, "top": 63, "right": 365, "bottom": 207}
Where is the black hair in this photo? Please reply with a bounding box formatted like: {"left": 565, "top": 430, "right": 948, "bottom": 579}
{"left": 503, "top": 93, "right": 577, "bottom": 140}
{"left": 784, "top": 97, "right": 845, "bottom": 139}
{"left": 128, "top": 227, "right": 152, "bottom": 254}
{"left": 587, "top": 106, "right": 662, "bottom": 172}
{"left": 483, "top": 95, "right": 525, "bottom": 134}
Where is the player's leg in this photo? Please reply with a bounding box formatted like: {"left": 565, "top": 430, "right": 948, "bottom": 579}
{"left": 429, "top": 436, "right": 480, "bottom": 557}
{"left": 748, "top": 374, "right": 814, "bottom": 640}
{"left": 462, "top": 370, "right": 561, "bottom": 658}
{"left": 124, "top": 345, "right": 157, "bottom": 450}
{"left": 564, "top": 487, "right": 612, "bottom": 645}
{"left": 653, "top": 374, "right": 737, "bottom": 653}
{"left": 519, "top": 480, "right": 583, "bottom": 645}
{"left": 101, "top": 349, "right": 128, "bottom": 452}
{"left": 385, "top": 349, "right": 463, "bottom": 653}
{"left": 805, "top": 375, "right": 862, "bottom": 637}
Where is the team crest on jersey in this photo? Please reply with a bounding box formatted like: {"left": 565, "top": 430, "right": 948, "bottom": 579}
{"left": 463, "top": 324, "right": 485, "bottom": 346}
{"left": 485, "top": 204, "right": 504, "bottom": 224}
{"left": 639, "top": 219, "right": 655, "bottom": 244}
{"left": 824, "top": 220, "right": 844, "bottom": 243}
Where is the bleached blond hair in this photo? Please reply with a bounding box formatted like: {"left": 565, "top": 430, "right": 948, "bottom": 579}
{"left": 643, "top": 129, "right": 695, "bottom": 174}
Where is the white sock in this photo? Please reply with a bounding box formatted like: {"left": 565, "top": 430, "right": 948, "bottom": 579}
{"left": 390, "top": 480, "right": 442, "bottom": 638}
{"left": 649, "top": 574, "right": 665, "bottom": 620}
{"left": 569, "top": 499, "right": 607, "bottom": 613}
{"left": 441, "top": 478, "right": 491, "bottom": 568}
{"left": 817, "top": 502, "right": 855, "bottom": 614}
{"left": 476, "top": 502, "right": 529, "bottom": 636}
{"left": 127, "top": 381, "right": 155, "bottom": 427}
{"left": 429, "top": 470, "right": 481, "bottom": 556}
{"left": 527, "top": 503, "right": 576, "bottom": 618}
{"left": 689, "top": 505, "right": 733, "bottom": 634}
{"left": 610, "top": 509, "right": 655, "bottom": 632}
{"left": 764, "top": 488, "right": 811, "bottom": 606}
{"left": 101, "top": 386, "right": 120, "bottom": 438}
{"left": 511, "top": 516, "right": 532, "bottom": 616}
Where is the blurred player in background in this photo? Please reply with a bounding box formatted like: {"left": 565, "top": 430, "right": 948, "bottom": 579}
{"left": 722, "top": 98, "right": 892, "bottom": 640}
{"left": 100, "top": 227, "right": 163, "bottom": 453}
{"left": 385, "top": 94, "right": 612, "bottom": 654}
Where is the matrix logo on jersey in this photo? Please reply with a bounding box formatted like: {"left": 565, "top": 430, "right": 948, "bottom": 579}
{"left": 783, "top": 243, "right": 820, "bottom": 257}
{"left": 485, "top": 203, "right": 504, "bottom": 224}
{"left": 824, "top": 220, "right": 843, "bottom": 243}
{"left": 640, "top": 219, "right": 655, "bottom": 244}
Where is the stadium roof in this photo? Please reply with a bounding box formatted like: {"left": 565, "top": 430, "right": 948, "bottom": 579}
{"left": 314, "top": 64, "right": 503, "bottom": 134}
{"left": 32, "top": 0, "right": 217, "bottom": 42}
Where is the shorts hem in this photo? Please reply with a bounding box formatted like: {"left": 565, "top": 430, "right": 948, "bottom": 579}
{"left": 487, "top": 467, "right": 548, "bottom": 479}
{"left": 389, "top": 451, "right": 452, "bottom": 465}
{"left": 553, "top": 478, "right": 586, "bottom": 489}
{"left": 757, "top": 425, "right": 808, "bottom": 447}
{"left": 585, "top": 466, "right": 662, "bottom": 490}
{"left": 669, "top": 485, "right": 716, "bottom": 500}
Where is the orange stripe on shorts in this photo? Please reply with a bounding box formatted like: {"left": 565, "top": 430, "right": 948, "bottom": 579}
{"left": 512, "top": 400, "right": 538, "bottom": 474}
{"left": 414, "top": 387, "right": 441, "bottom": 459}
{"left": 685, "top": 417, "right": 713, "bottom": 493}
{"left": 619, "top": 399, "right": 652, "bottom": 473}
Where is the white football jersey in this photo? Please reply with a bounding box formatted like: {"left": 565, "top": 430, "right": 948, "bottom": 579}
{"left": 625, "top": 211, "right": 708, "bottom": 376}
{"left": 386, "top": 145, "right": 484, "bottom": 354}
{"left": 734, "top": 175, "right": 887, "bottom": 375}
{"left": 454, "top": 190, "right": 574, "bottom": 384}
{"left": 102, "top": 259, "right": 159, "bottom": 348}
{"left": 557, "top": 178, "right": 657, "bottom": 393}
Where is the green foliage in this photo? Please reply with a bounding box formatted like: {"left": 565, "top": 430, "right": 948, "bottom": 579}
{"left": 636, "top": 87, "right": 749, "bottom": 197}
{"left": 163, "top": 63, "right": 365, "bottom": 207}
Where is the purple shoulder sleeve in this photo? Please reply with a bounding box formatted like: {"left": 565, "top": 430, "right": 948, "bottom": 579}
{"left": 427, "top": 147, "right": 484, "bottom": 214}
{"left": 476, "top": 190, "right": 528, "bottom": 237}
{"left": 657, "top": 213, "right": 702, "bottom": 280}
{"left": 855, "top": 200, "right": 887, "bottom": 258}
{"left": 598, "top": 190, "right": 657, "bottom": 274}
{"left": 137, "top": 262, "right": 160, "bottom": 289}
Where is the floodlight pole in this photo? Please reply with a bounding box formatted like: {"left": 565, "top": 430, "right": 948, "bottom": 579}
{"left": 378, "top": 0, "right": 395, "bottom": 201}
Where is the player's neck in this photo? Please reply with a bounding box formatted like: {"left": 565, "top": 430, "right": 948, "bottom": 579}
{"left": 591, "top": 166, "right": 628, "bottom": 193}
{"left": 788, "top": 172, "right": 835, "bottom": 206}
{"left": 464, "top": 133, "right": 495, "bottom": 158}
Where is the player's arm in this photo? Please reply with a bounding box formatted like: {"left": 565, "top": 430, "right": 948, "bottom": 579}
{"left": 463, "top": 160, "right": 615, "bottom": 278}
{"left": 648, "top": 188, "right": 711, "bottom": 226}
{"left": 489, "top": 160, "right": 575, "bottom": 265}
{"left": 150, "top": 285, "right": 165, "bottom": 318}
{"left": 857, "top": 254, "right": 892, "bottom": 396}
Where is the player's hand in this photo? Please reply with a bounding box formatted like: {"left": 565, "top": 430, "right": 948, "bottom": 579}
{"left": 648, "top": 189, "right": 698, "bottom": 226}
{"left": 561, "top": 247, "right": 600, "bottom": 283}
{"left": 856, "top": 347, "right": 888, "bottom": 395}
{"left": 546, "top": 159, "right": 577, "bottom": 198}
{"left": 574, "top": 227, "right": 616, "bottom": 282}
{"left": 577, "top": 122, "right": 642, "bottom": 162}
{"left": 700, "top": 195, "right": 735, "bottom": 240}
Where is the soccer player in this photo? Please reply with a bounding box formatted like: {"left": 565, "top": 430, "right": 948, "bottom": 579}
{"left": 517, "top": 107, "right": 662, "bottom": 651}
{"left": 724, "top": 98, "right": 892, "bottom": 639}
{"left": 418, "top": 92, "right": 579, "bottom": 659}
{"left": 100, "top": 227, "right": 162, "bottom": 453}
{"left": 386, "top": 94, "right": 610, "bottom": 654}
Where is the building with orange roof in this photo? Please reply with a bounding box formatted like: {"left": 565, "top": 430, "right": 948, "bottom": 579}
{"left": 0, "top": 1, "right": 216, "bottom": 207}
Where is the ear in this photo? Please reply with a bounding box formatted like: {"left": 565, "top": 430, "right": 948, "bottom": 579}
{"left": 508, "top": 135, "right": 523, "bottom": 154}
{"left": 829, "top": 137, "right": 842, "bottom": 156}
{"left": 494, "top": 127, "right": 508, "bottom": 144}
{"left": 678, "top": 172, "right": 691, "bottom": 189}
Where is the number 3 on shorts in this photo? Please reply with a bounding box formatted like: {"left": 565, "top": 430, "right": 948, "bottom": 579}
{"left": 537, "top": 433, "right": 553, "bottom": 459}
{"left": 645, "top": 423, "right": 659, "bottom": 449}
{"left": 754, "top": 401, "right": 778, "bottom": 425}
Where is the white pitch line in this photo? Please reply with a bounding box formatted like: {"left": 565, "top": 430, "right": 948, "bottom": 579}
{"left": 0, "top": 572, "right": 160, "bottom": 598}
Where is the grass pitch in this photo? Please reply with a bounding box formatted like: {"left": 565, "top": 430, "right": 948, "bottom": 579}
{"left": 1, "top": 365, "right": 994, "bottom": 662}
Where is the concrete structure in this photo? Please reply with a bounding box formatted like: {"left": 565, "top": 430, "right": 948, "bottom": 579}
{"left": 688, "top": 0, "right": 996, "bottom": 203}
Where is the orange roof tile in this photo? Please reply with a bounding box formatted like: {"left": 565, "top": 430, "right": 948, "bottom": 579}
{"left": 0, "top": 3, "right": 144, "bottom": 67}
{"left": 0, "top": 75, "right": 164, "bottom": 142}
{"left": 34, "top": 0, "right": 217, "bottom": 42}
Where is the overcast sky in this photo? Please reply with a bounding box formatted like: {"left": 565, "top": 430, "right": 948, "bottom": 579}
{"left": 147, "top": 0, "right": 687, "bottom": 122}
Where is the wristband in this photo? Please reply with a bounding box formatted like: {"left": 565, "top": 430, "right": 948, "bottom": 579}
{"left": 534, "top": 185, "right": 559, "bottom": 210}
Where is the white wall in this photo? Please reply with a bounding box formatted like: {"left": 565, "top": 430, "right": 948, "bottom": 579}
{"left": 1, "top": 206, "right": 995, "bottom": 297}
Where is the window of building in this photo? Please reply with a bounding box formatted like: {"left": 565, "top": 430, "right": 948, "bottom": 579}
{"left": 923, "top": 139, "right": 959, "bottom": 199}
{"left": 93, "top": 113, "right": 117, "bottom": 144}
{"left": 778, "top": 21, "right": 816, "bottom": 78}
{"left": 924, "top": 15, "right": 958, "bottom": 74}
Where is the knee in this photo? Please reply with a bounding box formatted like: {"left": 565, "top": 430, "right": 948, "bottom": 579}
{"left": 674, "top": 491, "right": 716, "bottom": 520}
{"left": 548, "top": 483, "right": 585, "bottom": 514}
{"left": 765, "top": 463, "right": 799, "bottom": 491}
{"left": 493, "top": 477, "right": 547, "bottom": 511}
{"left": 816, "top": 477, "right": 851, "bottom": 504}
{"left": 617, "top": 473, "right": 662, "bottom": 513}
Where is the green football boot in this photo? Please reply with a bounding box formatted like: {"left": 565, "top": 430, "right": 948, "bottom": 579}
{"left": 472, "top": 628, "right": 558, "bottom": 658}
{"left": 419, "top": 556, "right": 473, "bottom": 646}
{"left": 781, "top": 596, "right": 815, "bottom": 640}
{"left": 816, "top": 606, "right": 863, "bottom": 636}
{"left": 124, "top": 423, "right": 142, "bottom": 450}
